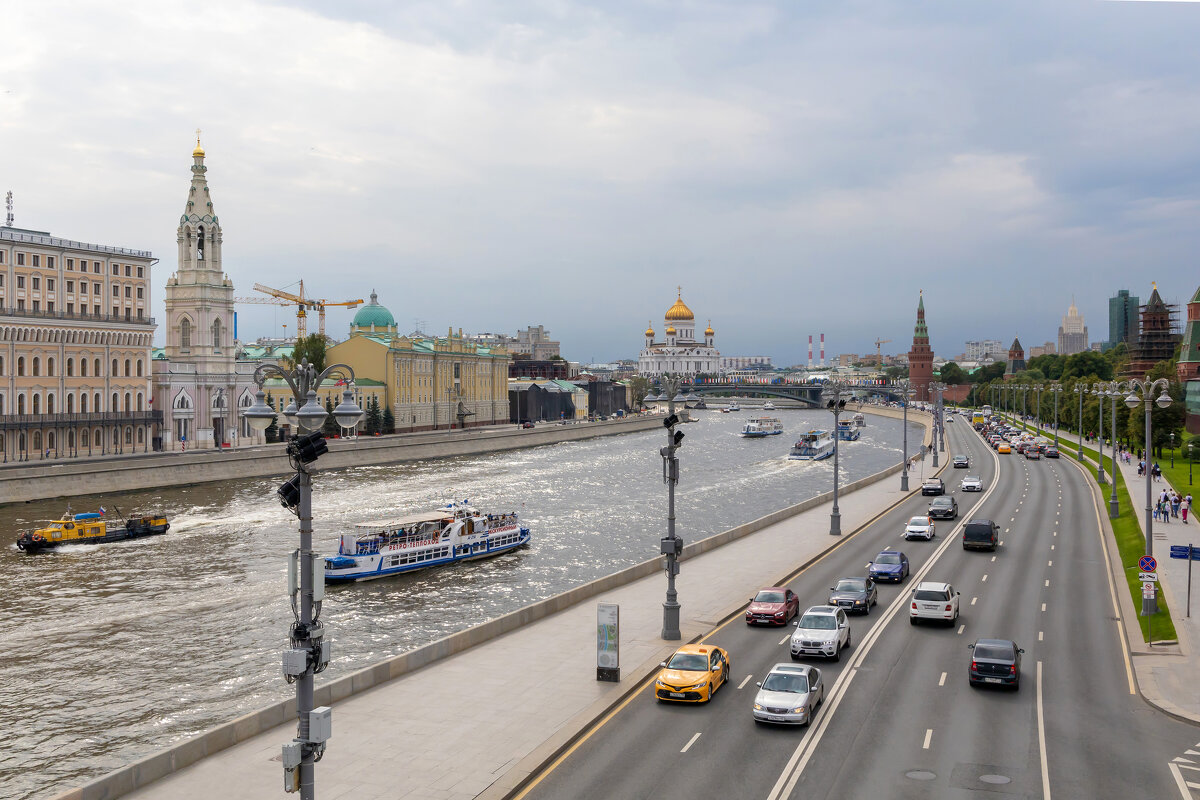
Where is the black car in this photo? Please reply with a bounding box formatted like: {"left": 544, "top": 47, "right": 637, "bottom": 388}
{"left": 921, "top": 478, "right": 945, "bottom": 496}
{"left": 928, "top": 496, "right": 958, "bottom": 519}
{"left": 952, "top": 455, "right": 969, "bottom": 468}
{"left": 1044, "top": 446, "right": 1060, "bottom": 459}
{"left": 968, "top": 639, "right": 1024, "bottom": 690}
{"left": 827, "top": 577, "right": 878, "bottom": 615}
{"left": 962, "top": 519, "right": 1000, "bottom": 551}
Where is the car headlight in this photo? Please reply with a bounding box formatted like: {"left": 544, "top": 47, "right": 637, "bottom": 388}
{"left": 775, "top": 610, "right": 784, "bottom": 616}
{"left": 792, "top": 706, "right": 809, "bottom": 714}
{"left": 690, "top": 681, "right": 709, "bottom": 690}
{"left": 754, "top": 703, "right": 764, "bottom": 710}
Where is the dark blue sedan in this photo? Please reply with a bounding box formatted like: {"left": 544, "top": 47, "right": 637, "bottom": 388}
{"left": 868, "top": 550, "right": 910, "bottom": 583}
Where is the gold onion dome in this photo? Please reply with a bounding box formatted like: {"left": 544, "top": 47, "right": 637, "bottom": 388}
{"left": 666, "top": 325, "right": 677, "bottom": 335}
{"left": 645, "top": 321, "right": 655, "bottom": 337}
{"left": 664, "top": 290, "right": 694, "bottom": 321}
{"left": 705, "top": 320, "right": 714, "bottom": 336}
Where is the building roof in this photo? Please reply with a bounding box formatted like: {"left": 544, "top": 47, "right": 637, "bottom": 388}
{"left": 665, "top": 289, "right": 695, "bottom": 321}
{"left": 352, "top": 290, "right": 396, "bottom": 329}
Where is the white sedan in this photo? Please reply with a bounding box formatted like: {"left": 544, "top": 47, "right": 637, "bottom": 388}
{"left": 960, "top": 475, "right": 983, "bottom": 492}
{"left": 903, "top": 515, "right": 936, "bottom": 541}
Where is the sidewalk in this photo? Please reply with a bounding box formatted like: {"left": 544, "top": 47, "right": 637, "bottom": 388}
{"left": 997, "top": 415, "right": 1200, "bottom": 724}
{"left": 56, "top": 416, "right": 937, "bottom": 800}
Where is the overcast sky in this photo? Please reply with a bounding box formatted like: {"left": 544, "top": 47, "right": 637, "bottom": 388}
{"left": 3, "top": 0, "right": 1199, "bottom": 365}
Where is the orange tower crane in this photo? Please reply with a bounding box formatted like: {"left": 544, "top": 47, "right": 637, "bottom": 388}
{"left": 234, "top": 281, "right": 363, "bottom": 338}
{"left": 874, "top": 337, "right": 892, "bottom": 365}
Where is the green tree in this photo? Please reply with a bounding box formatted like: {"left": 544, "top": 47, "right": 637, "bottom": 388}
{"left": 883, "top": 365, "right": 908, "bottom": 382}
{"left": 628, "top": 376, "right": 650, "bottom": 407}
{"left": 938, "top": 362, "right": 967, "bottom": 384}
{"left": 365, "top": 396, "right": 382, "bottom": 435}
{"left": 972, "top": 362, "right": 1007, "bottom": 384}
{"left": 1027, "top": 354, "right": 1064, "bottom": 380}
{"left": 1061, "top": 350, "right": 1112, "bottom": 381}
{"left": 264, "top": 392, "right": 280, "bottom": 443}
{"left": 1123, "top": 361, "right": 1186, "bottom": 456}
{"left": 382, "top": 405, "right": 395, "bottom": 434}
{"left": 323, "top": 396, "right": 339, "bottom": 437}
{"left": 281, "top": 334, "right": 329, "bottom": 373}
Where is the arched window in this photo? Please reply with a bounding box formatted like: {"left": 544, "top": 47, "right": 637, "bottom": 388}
{"left": 47, "top": 358, "right": 55, "bottom": 377}
{"left": 81, "top": 429, "right": 89, "bottom": 447}
{"left": 32, "top": 394, "right": 40, "bottom": 414}
{"left": 47, "top": 394, "right": 55, "bottom": 414}
{"left": 197, "top": 225, "right": 205, "bottom": 260}
{"left": 125, "top": 427, "right": 133, "bottom": 444}
{"left": 17, "top": 356, "right": 24, "bottom": 376}
{"left": 212, "top": 318, "right": 221, "bottom": 350}
{"left": 112, "top": 358, "right": 119, "bottom": 376}
{"left": 112, "top": 392, "right": 118, "bottom": 412}
{"left": 137, "top": 393, "right": 144, "bottom": 411}
{"left": 94, "top": 358, "right": 100, "bottom": 377}
{"left": 124, "top": 359, "right": 131, "bottom": 377}
{"left": 67, "top": 393, "right": 74, "bottom": 413}
{"left": 136, "top": 359, "right": 144, "bottom": 377}
{"left": 181, "top": 318, "right": 192, "bottom": 349}
{"left": 113, "top": 428, "right": 120, "bottom": 446}
{"left": 32, "top": 431, "right": 42, "bottom": 451}
{"left": 80, "top": 358, "right": 88, "bottom": 377}
{"left": 32, "top": 357, "right": 40, "bottom": 377}
{"left": 0, "top": 355, "right": 4, "bottom": 376}
{"left": 94, "top": 392, "right": 101, "bottom": 411}
{"left": 124, "top": 392, "right": 131, "bottom": 412}
{"left": 67, "top": 358, "right": 74, "bottom": 377}
{"left": 80, "top": 393, "right": 88, "bottom": 413}
{"left": 17, "top": 394, "right": 25, "bottom": 414}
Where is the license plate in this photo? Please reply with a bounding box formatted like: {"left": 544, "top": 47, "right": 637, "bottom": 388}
{"left": 670, "top": 692, "right": 684, "bottom": 697}
{"left": 984, "top": 678, "right": 1002, "bottom": 684}
{"left": 768, "top": 716, "right": 785, "bottom": 722}
{"left": 922, "top": 604, "right": 938, "bottom": 610}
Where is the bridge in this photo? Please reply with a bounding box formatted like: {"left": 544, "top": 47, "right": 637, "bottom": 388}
{"left": 646, "top": 379, "right": 910, "bottom": 408}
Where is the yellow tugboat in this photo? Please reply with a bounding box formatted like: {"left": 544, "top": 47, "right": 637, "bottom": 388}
{"left": 16, "top": 508, "right": 170, "bottom": 553}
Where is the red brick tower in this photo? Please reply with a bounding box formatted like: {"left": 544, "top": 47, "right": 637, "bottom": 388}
{"left": 909, "top": 291, "right": 934, "bottom": 402}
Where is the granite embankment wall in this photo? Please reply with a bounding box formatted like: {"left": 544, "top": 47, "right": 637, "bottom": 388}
{"left": 51, "top": 407, "right": 932, "bottom": 800}
{"left": 0, "top": 417, "right": 664, "bottom": 506}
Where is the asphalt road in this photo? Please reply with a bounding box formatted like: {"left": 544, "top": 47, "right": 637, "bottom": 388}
{"left": 517, "top": 417, "right": 1200, "bottom": 800}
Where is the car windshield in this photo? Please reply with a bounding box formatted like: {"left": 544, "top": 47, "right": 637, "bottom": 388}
{"left": 835, "top": 579, "right": 866, "bottom": 591}
{"left": 799, "top": 614, "right": 836, "bottom": 630}
{"left": 875, "top": 554, "right": 901, "bottom": 565}
{"left": 754, "top": 591, "right": 785, "bottom": 603}
{"left": 761, "top": 672, "right": 809, "bottom": 693}
{"left": 974, "top": 643, "right": 1015, "bottom": 660}
{"left": 914, "top": 589, "right": 949, "bottom": 601}
{"left": 909, "top": 517, "right": 929, "bottom": 526}
{"left": 932, "top": 498, "right": 951, "bottom": 507}
{"left": 666, "top": 653, "right": 708, "bottom": 671}
{"left": 965, "top": 476, "right": 980, "bottom": 482}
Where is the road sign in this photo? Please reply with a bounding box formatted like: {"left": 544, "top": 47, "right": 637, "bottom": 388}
{"left": 1170, "top": 545, "right": 1200, "bottom": 560}
{"left": 1140, "top": 555, "right": 1158, "bottom": 572}
{"left": 1139, "top": 572, "right": 1159, "bottom": 583}
{"left": 1143, "top": 582, "right": 1157, "bottom": 599}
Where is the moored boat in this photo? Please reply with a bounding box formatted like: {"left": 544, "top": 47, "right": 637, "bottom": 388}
{"left": 728, "top": 402, "right": 741, "bottom": 412}
{"left": 853, "top": 413, "right": 866, "bottom": 427}
{"left": 740, "top": 417, "right": 785, "bottom": 437}
{"left": 762, "top": 401, "right": 775, "bottom": 410}
{"left": 837, "top": 421, "right": 861, "bottom": 441}
{"left": 16, "top": 509, "right": 170, "bottom": 553}
{"left": 788, "top": 430, "right": 836, "bottom": 460}
{"left": 324, "top": 503, "right": 531, "bottom": 582}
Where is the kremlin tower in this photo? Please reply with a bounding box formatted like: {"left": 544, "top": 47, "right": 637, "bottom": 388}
{"left": 908, "top": 292, "right": 934, "bottom": 402}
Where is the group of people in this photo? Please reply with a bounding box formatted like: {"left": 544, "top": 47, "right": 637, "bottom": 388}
{"left": 1136, "top": 459, "right": 1163, "bottom": 481}
{"left": 1153, "top": 489, "right": 1192, "bottom": 523}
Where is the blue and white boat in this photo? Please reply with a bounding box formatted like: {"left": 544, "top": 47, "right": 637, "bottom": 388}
{"left": 837, "top": 422, "right": 860, "bottom": 441}
{"left": 788, "top": 430, "right": 835, "bottom": 460}
{"left": 324, "top": 503, "right": 531, "bottom": 583}
{"left": 741, "top": 417, "right": 785, "bottom": 437}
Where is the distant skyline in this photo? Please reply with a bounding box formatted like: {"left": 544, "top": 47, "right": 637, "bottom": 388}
{"left": 3, "top": 1, "right": 1199, "bottom": 364}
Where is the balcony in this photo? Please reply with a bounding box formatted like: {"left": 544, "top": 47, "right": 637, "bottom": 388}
{"left": 0, "top": 307, "right": 155, "bottom": 326}
{"left": 0, "top": 411, "right": 163, "bottom": 430}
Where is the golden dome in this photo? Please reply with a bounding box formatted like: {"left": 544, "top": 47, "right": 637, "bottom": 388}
{"left": 664, "top": 288, "right": 694, "bottom": 321}
{"left": 666, "top": 325, "right": 677, "bottom": 335}
{"left": 645, "top": 321, "right": 654, "bottom": 337}
{"left": 193, "top": 130, "right": 205, "bottom": 158}
{"left": 705, "top": 320, "right": 714, "bottom": 336}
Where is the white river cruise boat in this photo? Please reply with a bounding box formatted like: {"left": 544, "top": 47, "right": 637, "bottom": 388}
{"left": 762, "top": 401, "right": 775, "bottom": 410}
{"left": 853, "top": 413, "right": 866, "bottom": 427}
{"left": 740, "top": 417, "right": 785, "bottom": 437}
{"left": 788, "top": 430, "right": 836, "bottom": 460}
{"left": 324, "top": 504, "right": 531, "bottom": 583}
{"left": 837, "top": 421, "right": 861, "bottom": 441}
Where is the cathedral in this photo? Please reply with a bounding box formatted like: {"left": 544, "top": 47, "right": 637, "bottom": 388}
{"left": 638, "top": 290, "right": 721, "bottom": 378}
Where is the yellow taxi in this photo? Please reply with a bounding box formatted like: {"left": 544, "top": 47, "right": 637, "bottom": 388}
{"left": 654, "top": 643, "right": 731, "bottom": 703}
{"left": 997, "top": 443, "right": 1011, "bottom": 454}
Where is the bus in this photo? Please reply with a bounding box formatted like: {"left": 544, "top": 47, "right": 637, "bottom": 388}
{"left": 981, "top": 405, "right": 993, "bottom": 418}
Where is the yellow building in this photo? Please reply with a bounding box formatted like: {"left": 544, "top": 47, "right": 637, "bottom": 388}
{"left": 326, "top": 292, "right": 510, "bottom": 432}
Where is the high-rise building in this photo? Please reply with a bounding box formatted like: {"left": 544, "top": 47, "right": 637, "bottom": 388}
{"left": 965, "top": 339, "right": 1005, "bottom": 362}
{"left": 1108, "top": 289, "right": 1139, "bottom": 350}
{"left": 1057, "top": 300, "right": 1088, "bottom": 355}
{"left": 908, "top": 292, "right": 934, "bottom": 401}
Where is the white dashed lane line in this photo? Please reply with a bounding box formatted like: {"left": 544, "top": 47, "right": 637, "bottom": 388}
{"left": 923, "top": 729, "right": 934, "bottom": 749}
{"left": 738, "top": 674, "right": 754, "bottom": 690}
{"left": 982, "top": 574, "right": 988, "bottom": 582}
{"left": 1042, "top": 603, "right": 1046, "bottom": 612}
{"left": 778, "top": 634, "right": 790, "bottom": 646}
{"left": 957, "top": 625, "right": 965, "bottom": 635}
{"left": 971, "top": 597, "right": 978, "bottom": 605}
{"left": 681, "top": 732, "right": 702, "bottom": 753}
{"left": 939, "top": 672, "right": 947, "bottom": 687}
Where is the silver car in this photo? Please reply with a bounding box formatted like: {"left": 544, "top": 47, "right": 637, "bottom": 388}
{"left": 790, "top": 606, "right": 851, "bottom": 661}
{"left": 960, "top": 475, "right": 983, "bottom": 492}
{"left": 753, "top": 663, "right": 824, "bottom": 725}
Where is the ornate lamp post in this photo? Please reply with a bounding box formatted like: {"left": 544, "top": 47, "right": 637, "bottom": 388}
{"left": 1049, "top": 383, "right": 1063, "bottom": 450}
{"left": 1106, "top": 382, "right": 1127, "bottom": 519}
{"left": 657, "top": 375, "right": 685, "bottom": 640}
{"left": 1125, "top": 378, "right": 1173, "bottom": 616}
{"left": 1033, "top": 384, "right": 1044, "bottom": 431}
{"left": 1019, "top": 384, "right": 1029, "bottom": 430}
{"left": 1092, "top": 383, "right": 1108, "bottom": 485}
{"left": 1171, "top": 432, "right": 1176, "bottom": 468}
{"left": 898, "top": 378, "right": 912, "bottom": 492}
{"left": 1073, "top": 383, "right": 1088, "bottom": 462}
{"left": 1190, "top": 441, "right": 1195, "bottom": 487}
{"left": 242, "top": 359, "right": 363, "bottom": 798}
{"left": 825, "top": 380, "right": 851, "bottom": 535}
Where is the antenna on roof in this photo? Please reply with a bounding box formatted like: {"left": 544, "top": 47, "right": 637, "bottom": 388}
{"left": 5, "top": 191, "right": 13, "bottom": 227}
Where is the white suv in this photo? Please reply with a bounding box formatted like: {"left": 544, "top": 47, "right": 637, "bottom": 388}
{"left": 790, "top": 606, "right": 851, "bottom": 661}
{"left": 909, "top": 581, "right": 960, "bottom": 626}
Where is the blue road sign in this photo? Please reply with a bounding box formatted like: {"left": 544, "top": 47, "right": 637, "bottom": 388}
{"left": 1139, "top": 555, "right": 1158, "bottom": 572}
{"left": 1170, "top": 545, "right": 1200, "bottom": 560}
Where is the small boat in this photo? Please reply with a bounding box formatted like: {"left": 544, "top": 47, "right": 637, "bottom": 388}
{"left": 853, "top": 413, "right": 866, "bottom": 427}
{"left": 741, "top": 417, "right": 785, "bottom": 437}
{"left": 16, "top": 508, "right": 170, "bottom": 553}
{"left": 693, "top": 398, "right": 708, "bottom": 409}
{"left": 837, "top": 421, "right": 860, "bottom": 441}
{"left": 324, "top": 502, "right": 531, "bottom": 583}
{"left": 762, "top": 401, "right": 776, "bottom": 410}
{"left": 720, "top": 407, "right": 731, "bottom": 413}
{"left": 788, "top": 430, "right": 836, "bottom": 460}
{"left": 728, "top": 402, "right": 741, "bottom": 412}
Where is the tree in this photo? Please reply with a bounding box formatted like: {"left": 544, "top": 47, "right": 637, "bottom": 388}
{"left": 1123, "top": 360, "right": 1186, "bottom": 457}
{"left": 1027, "top": 354, "right": 1064, "bottom": 380}
{"left": 382, "top": 405, "right": 395, "bottom": 434}
{"left": 1061, "top": 350, "right": 1112, "bottom": 381}
{"left": 322, "top": 396, "right": 339, "bottom": 437}
{"left": 264, "top": 392, "right": 280, "bottom": 443}
{"left": 972, "top": 362, "right": 1007, "bottom": 384}
{"left": 628, "top": 376, "right": 650, "bottom": 407}
{"left": 883, "top": 365, "right": 908, "bottom": 382}
{"left": 281, "top": 334, "right": 328, "bottom": 373}
{"left": 938, "top": 362, "right": 967, "bottom": 385}
{"left": 364, "top": 396, "right": 382, "bottom": 435}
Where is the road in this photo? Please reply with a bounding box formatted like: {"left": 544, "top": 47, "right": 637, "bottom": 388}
{"left": 517, "top": 416, "right": 1200, "bottom": 800}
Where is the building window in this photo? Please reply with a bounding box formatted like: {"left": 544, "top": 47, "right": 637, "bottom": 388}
{"left": 124, "top": 359, "right": 131, "bottom": 377}
{"left": 67, "top": 281, "right": 74, "bottom": 293}
{"left": 212, "top": 318, "right": 221, "bottom": 350}
{"left": 46, "top": 301, "right": 53, "bottom": 312}
{"left": 32, "top": 277, "right": 39, "bottom": 290}
{"left": 181, "top": 318, "right": 191, "bottom": 349}
{"left": 112, "top": 358, "right": 118, "bottom": 376}
{"left": 112, "top": 263, "right": 119, "bottom": 275}
{"left": 47, "top": 256, "right": 55, "bottom": 268}
{"left": 197, "top": 225, "right": 205, "bottom": 260}
{"left": 136, "top": 359, "right": 143, "bottom": 377}
{"left": 136, "top": 287, "right": 144, "bottom": 299}
{"left": 67, "top": 258, "right": 74, "bottom": 270}
{"left": 0, "top": 251, "right": 5, "bottom": 263}
{"left": 137, "top": 266, "right": 144, "bottom": 277}
{"left": 124, "top": 265, "right": 131, "bottom": 277}
{"left": 67, "top": 358, "right": 74, "bottom": 377}
{"left": 32, "top": 357, "right": 40, "bottom": 376}
{"left": 66, "top": 303, "right": 73, "bottom": 313}
{"left": 17, "top": 357, "right": 24, "bottom": 376}
{"left": 113, "top": 285, "right": 120, "bottom": 297}
{"left": 16, "top": 276, "right": 24, "bottom": 289}
{"left": 94, "top": 359, "right": 100, "bottom": 377}
{"left": 125, "top": 285, "right": 131, "bottom": 298}
{"left": 47, "top": 279, "right": 54, "bottom": 291}
{"left": 93, "top": 284, "right": 99, "bottom": 295}
{"left": 32, "top": 255, "right": 39, "bottom": 267}
{"left": 47, "top": 358, "right": 54, "bottom": 376}
{"left": 93, "top": 262, "right": 100, "bottom": 274}
{"left": 32, "top": 300, "right": 39, "bottom": 311}
{"left": 80, "top": 358, "right": 88, "bottom": 377}
{"left": 17, "top": 253, "right": 25, "bottom": 265}
{"left": 16, "top": 299, "right": 23, "bottom": 310}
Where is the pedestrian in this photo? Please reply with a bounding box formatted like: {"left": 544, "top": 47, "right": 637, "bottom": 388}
{"left": 1185, "top": 495, "right": 1192, "bottom": 524}
{"left": 1154, "top": 502, "right": 1161, "bottom": 522}
{"left": 1173, "top": 493, "right": 1182, "bottom": 518}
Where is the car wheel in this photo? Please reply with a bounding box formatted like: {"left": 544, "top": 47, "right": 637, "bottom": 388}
{"left": 706, "top": 682, "right": 713, "bottom": 701}
{"left": 790, "top": 652, "right": 800, "bottom": 662}
{"left": 845, "top": 630, "right": 852, "bottom": 649}
{"left": 909, "top": 617, "right": 918, "bottom": 626}
{"left": 832, "top": 645, "right": 841, "bottom": 662}
{"left": 1012, "top": 677, "right": 1020, "bottom": 692}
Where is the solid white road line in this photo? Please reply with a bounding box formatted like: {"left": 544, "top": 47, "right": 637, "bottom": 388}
{"left": 957, "top": 625, "right": 965, "bottom": 635}
{"left": 1037, "top": 661, "right": 1051, "bottom": 800}
{"left": 923, "top": 729, "right": 933, "bottom": 749}
{"left": 680, "top": 732, "right": 702, "bottom": 753}
{"left": 939, "top": 672, "right": 946, "bottom": 687}
{"left": 1169, "top": 762, "right": 1192, "bottom": 798}
{"left": 738, "top": 674, "right": 754, "bottom": 690}
{"left": 971, "top": 597, "right": 977, "bottom": 605}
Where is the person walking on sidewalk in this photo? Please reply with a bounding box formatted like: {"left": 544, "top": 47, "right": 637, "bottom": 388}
{"left": 1185, "top": 495, "right": 1192, "bottom": 524}
{"left": 1173, "top": 493, "right": 1182, "bottom": 518}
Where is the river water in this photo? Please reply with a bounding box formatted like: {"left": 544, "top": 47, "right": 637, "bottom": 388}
{"left": 1, "top": 408, "right": 920, "bottom": 799}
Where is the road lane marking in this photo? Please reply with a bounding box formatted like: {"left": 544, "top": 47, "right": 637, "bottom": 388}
{"left": 991, "top": 556, "right": 997, "bottom": 562}
{"left": 1048, "top": 560, "right": 1053, "bottom": 567}
{"left": 982, "top": 574, "right": 988, "bottom": 582}
{"left": 680, "top": 732, "right": 701, "bottom": 753}
{"left": 1038, "top": 661, "right": 1051, "bottom": 800}
{"left": 957, "top": 625, "right": 965, "bottom": 635}
{"left": 1042, "top": 603, "right": 1046, "bottom": 612}
{"left": 1051, "top": 544, "right": 1055, "bottom": 550}
{"left": 738, "top": 674, "right": 754, "bottom": 690}
{"left": 1045, "top": 579, "right": 1050, "bottom": 587}
{"left": 939, "top": 672, "right": 946, "bottom": 686}
{"left": 971, "top": 596, "right": 977, "bottom": 605}
{"left": 1173, "top": 762, "right": 1197, "bottom": 798}
{"left": 1039, "top": 631, "right": 1044, "bottom": 641}
{"left": 923, "top": 729, "right": 933, "bottom": 749}
{"left": 779, "top": 634, "right": 790, "bottom": 646}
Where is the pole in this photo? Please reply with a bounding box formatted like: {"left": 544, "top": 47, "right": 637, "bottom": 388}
{"left": 900, "top": 381, "right": 909, "bottom": 491}
{"left": 1096, "top": 386, "right": 1106, "bottom": 485}
{"left": 1053, "top": 387, "right": 1060, "bottom": 451}
{"left": 296, "top": 467, "right": 315, "bottom": 799}
{"left": 1144, "top": 396, "right": 1157, "bottom": 615}
{"left": 1109, "top": 389, "right": 1120, "bottom": 518}
{"left": 830, "top": 385, "right": 843, "bottom": 535}
{"left": 662, "top": 377, "right": 681, "bottom": 640}
{"left": 1078, "top": 386, "right": 1084, "bottom": 462}
{"left": 1188, "top": 544, "right": 1193, "bottom": 618}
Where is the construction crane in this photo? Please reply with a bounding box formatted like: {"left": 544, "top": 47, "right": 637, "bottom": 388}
{"left": 874, "top": 338, "right": 892, "bottom": 365}
{"left": 234, "top": 280, "right": 363, "bottom": 338}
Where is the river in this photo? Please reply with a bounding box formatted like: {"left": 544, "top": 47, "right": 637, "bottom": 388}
{"left": 0, "top": 407, "right": 922, "bottom": 799}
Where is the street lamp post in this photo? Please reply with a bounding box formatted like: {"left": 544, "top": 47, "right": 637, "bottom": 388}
{"left": 1107, "top": 382, "right": 1126, "bottom": 519}
{"left": 1092, "top": 383, "right": 1107, "bottom": 485}
{"left": 1171, "top": 432, "right": 1176, "bottom": 468}
{"left": 929, "top": 382, "right": 945, "bottom": 467}
{"left": 446, "top": 386, "right": 455, "bottom": 432}
{"left": 1019, "top": 384, "right": 1028, "bottom": 430}
{"left": 1049, "top": 383, "right": 1062, "bottom": 451}
{"left": 658, "top": 375, "right": 684, "bottom": 640}
{"left": 1073, "top": 384, "right": 1087, "bottom": 462}
{"left": 1125, "top": 378, "right": 1173, "bottom": 616}
{"left": 1033, "top": 385, "right": 1044, "bottom": 431}
{"left": 898, "top": 379, "right": 912, "bottom": 492}
{"left": 825, "top": 380, "right": 851, "bottom": 535}
{"left": 1190, "top": 442, "right": 1195, "bottom": 487}
{"left": 242, "top": 359, "right": 363, "bottom": 799}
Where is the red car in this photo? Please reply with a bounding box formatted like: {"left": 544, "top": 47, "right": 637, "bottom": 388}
{"left": 746, "top": 587, "right": 800, "bottom": 625}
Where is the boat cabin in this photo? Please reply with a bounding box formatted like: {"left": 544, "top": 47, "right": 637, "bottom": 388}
{"left": 34, "top": 513, "right": 108, "bottom": 544}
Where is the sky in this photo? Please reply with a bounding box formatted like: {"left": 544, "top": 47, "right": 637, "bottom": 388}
{"left": 3, "top": 0, "right": 1199, "bottom": 366}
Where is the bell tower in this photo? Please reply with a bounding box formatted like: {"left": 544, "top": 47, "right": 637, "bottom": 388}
{"left": 908, "top": 291, "right": 934, "bottom": 401}
{"left": 163, "top": 133, "right": 235, "bottom": 374}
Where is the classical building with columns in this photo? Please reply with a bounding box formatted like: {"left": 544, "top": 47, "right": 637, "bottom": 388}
{"left": 638, "top": 290, "right": 721, "bottom": 378}
{"left": 152, "top": 139, "right": 269, "bottom": 449}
